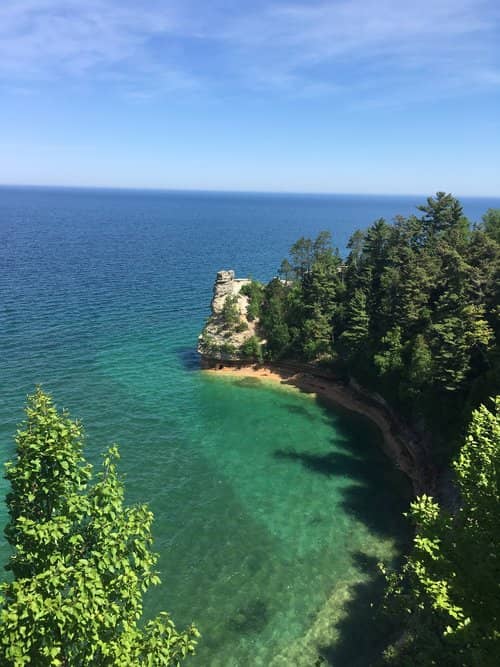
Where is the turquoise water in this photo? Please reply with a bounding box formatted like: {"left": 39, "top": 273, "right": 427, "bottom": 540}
{"left": 2, "top": 187, "right": 499, "bottom": 664}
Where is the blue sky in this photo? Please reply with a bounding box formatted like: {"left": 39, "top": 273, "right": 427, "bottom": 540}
{"left": 1, "top": 0, "right": 500, "bottom": 195}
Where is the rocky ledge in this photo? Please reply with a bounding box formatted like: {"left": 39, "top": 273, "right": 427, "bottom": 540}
{"left": 198, "top": 270, "right": 261, "bottom": 364}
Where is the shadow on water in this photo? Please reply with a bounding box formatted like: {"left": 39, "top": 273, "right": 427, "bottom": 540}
{"left": 281, "top": 402, "right": 319, "bottom": 420}
{"left": 273, "top": 441, "right": 410, "bottom": 541}
{"left": 201, "top": 598, "right": 272, "bottom": 655}
{"left": 314, "top": 552, "right": 395, "bottom": 666}
{"left": 274, "top": 447, "right": 362, "bottom": 478}
{"left": 234, "top": 376, "right": 264, "bottom": 389}
{"left": 175, "top": 347, "right": 201, "bottom": 371}
{"left": 273, "top": 399, "right": 412, "bottom": 664}
{"left": 226, "top": 598, "right": 270, "bottom": 635}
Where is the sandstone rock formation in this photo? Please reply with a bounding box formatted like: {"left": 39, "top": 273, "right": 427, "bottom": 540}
{"left": 198, "top": 270, "right": 258, "bottom": 362}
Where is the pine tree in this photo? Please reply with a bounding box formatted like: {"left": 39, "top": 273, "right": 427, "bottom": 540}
{"left": 260, "top": 278, "right": 292, "bottom": 358}
{"left": 406, "top": 334, "right": 433, "bottom": 395}
{"left": 289, "top": 236, "right": 314, "bottom": 278}
{"left": 481, "top": 208, "right": 500, "bottom": 244}
{"left": 338, "top": 289, "right": 369, "bottom": 359}
{"left": 278, "top": 258, "right": 293, "bottom": 282}
{"left": 418, "top": 191, "right": 465, "bottom": 235}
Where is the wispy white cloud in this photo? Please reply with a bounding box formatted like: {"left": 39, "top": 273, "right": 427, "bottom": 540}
{"left": 212, "top": 0, "right": 500, "bottom": 100}
{"left": 1, "top": 0, "right": 499, "bottom": 103}
{"left": 0, "top": 1, "right": 189, "bottom": 88}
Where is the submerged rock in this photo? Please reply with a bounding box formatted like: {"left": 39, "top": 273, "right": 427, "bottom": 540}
{"left": 227, "top": 598, "right": 270, "bottom": 634}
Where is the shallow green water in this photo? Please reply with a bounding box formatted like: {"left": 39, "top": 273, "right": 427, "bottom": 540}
{"left": 113, "top": 365, "right": 411, "bottom": 666}
{"left": 175, "top": 374, "right": 410, "bottom": 665}
{"left": 84, "top": 335, "right": 411, "bottom": 665}
{"left": 0, "top": 187, "right": 417, "bottom": 665}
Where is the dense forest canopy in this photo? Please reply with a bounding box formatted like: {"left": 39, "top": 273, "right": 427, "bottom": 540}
{"left": 246, "top": 193, "right": 500, "bottom": 464}
{"left": 236, "top": 193, "right": 500, "bottom": 664}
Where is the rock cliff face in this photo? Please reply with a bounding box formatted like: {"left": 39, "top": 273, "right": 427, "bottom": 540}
{"left": 198, "top": 270, "right": 258, "bottom": 363}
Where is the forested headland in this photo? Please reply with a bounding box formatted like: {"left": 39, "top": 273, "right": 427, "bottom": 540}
{"left": 235, "top": 193, "right": 499, "bottom": 468}
{"left": 1, "top": 193, "right": 498, "bottom": 665}
{"left": 201, "top": 192, "right": 500, "bottom": 664}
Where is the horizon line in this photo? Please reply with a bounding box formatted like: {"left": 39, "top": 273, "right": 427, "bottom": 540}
{"left": 1, "top": 182, "right": 500, "bottom": 200}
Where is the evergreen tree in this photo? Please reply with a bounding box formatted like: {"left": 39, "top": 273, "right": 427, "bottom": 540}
{"left": 301, "top": 308, "right": 333, "bottom": 360}
{"left": 345, "top": 229, "right": 365, "bottom": 270}
{"left": 405, "top": 334, "right": 433, "bottom": 398}
{"left": 481, "top": 208, "right": 500, "bottom": 244}
{"left": 338, "top": 289, "right": 369, "bottom": 360}
{"left": 299, "top": 252, "right": 340, "bottom": 359}
{"left": 240, "top": 280, "right": 264, "bottom": 321}
{"left": 260, "top": 278, "right": 292, "bottom": 359}
{"left": 429, "top": 244, "right": 493, "bottom": 392}
{"left": 256, "top": 193, "right": 499, "bottom": 461}
{"left": 249, "top": 195, "right": 500, "bottom": 664}
{"left": 418, "top": 191, "right": 465, "bottom": 235}
{"left": 373, "top": 326, "right": 404, "bottom": 377}
{"left": 221, "top": 295, "right": 240, "bottom": 327}
{"left": 312, "top": 230, "right": 335, "bottom": 264}
{"left": 0, "top": 388, "right": 198, "bottom": 666}
{"left": 289, "top": 236, "right": 314, "bottom": 278}
{"left": 278, "top": 258, "right": 293, "bottom": 282}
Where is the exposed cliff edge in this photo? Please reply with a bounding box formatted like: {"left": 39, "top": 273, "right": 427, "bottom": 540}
{"left": 199, "top": 270, "right": 436, "bottom": 497}
{"left": 197, "top": 270, "right": 261, "bottom": 362}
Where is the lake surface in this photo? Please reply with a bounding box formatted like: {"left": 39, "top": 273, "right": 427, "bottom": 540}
{"left": 1, "top": 187, "right": 499, "bottom": 665}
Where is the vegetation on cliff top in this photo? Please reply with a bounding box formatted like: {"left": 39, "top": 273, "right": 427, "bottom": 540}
{"left": 248, "top": 193, "right": 500, "bottom": 465}
{"left": 213, "top": 193, "right": 500, "bottom": 664}
{"left": 235, "top": 193, "right": 500, "bottom": 664}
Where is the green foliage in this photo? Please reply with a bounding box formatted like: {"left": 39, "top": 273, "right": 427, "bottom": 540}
{"left": 0, "top": 388, "right": 199, "bottom": 666}
{"left": 405, "top": 334, "right": 433, "bottom": 397}
{"left": 219, "top": 342, "right": 237, "bottom": 355}
{"left": 418, "top": 191, "right": 466, "bottom": 236}
{"left": 482, "top": 208, "right": 500, "bottom": 244}
{"left": 221, "top": 295, "right": 240, "bottom": 327}
{"left": 301, "top": 310, "right": 333, "bottom": 360}
{"left": 277, "top": 258, "right": 293, "bottom": 282}
{"left": 288, "top": 231, "right": 337, "bottom": 279}
{"left": 240, "top": 336, "right": 263, "bottom": 361}
{"left": 260, "top": 278, "right": 292, "bottom": 359}
{"left": 299, "top": 256, "right": 339, "bottom": 360}
{"left": 259, "top": 232, "right": 342, "bottom": 361}
{"left": 253, "top": 193, "right": 499, "bottom": 460}
{"left": 373, "top": 326, "right": 403, "bottom": 376}
{"left": 430, "top": 305, "right": 493, "bottom": 391}
{"left": 240, "top": 280, "right": 264, "bottom": 321}
{"left": 381, "top": 398, "right": 500, "bottom": 666}
{"left": 289, "top": 236, "right": 314, "bottom": 278}
{"left": 235, "top": 321, "right": 249, "bottom": 333}
{"left": 338, "top": 289, "right": 369, "bottom": 359}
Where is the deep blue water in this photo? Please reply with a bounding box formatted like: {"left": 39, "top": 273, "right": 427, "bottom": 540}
{"left": 1, "top": 187, "right": 499, "bottom": 665}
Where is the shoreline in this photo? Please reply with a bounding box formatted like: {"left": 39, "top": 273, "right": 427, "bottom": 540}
{"left": 203, "top": 361, "right": 435, "bottom": 496}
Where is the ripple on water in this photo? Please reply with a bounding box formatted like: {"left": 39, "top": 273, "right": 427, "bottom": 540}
{"left": 0, "top": 188, "right": 420, "bottom": 665}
